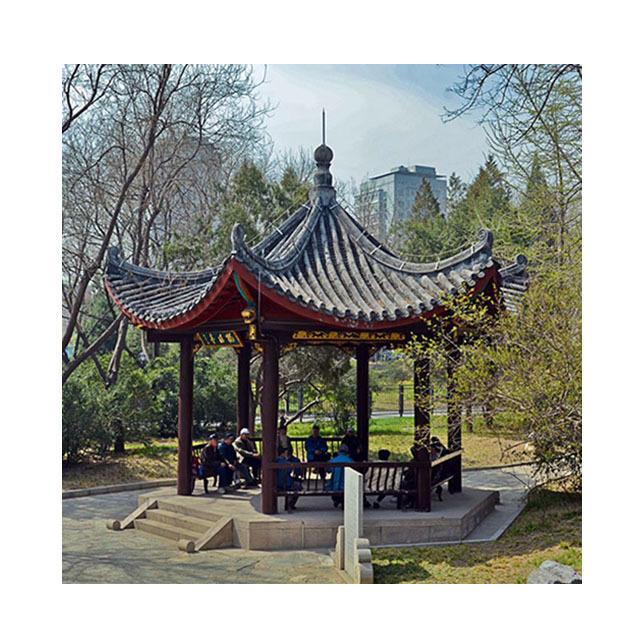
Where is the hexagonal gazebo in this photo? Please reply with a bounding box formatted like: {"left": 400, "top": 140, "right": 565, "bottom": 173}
{"left": 104, "top": 142, "right": 527, "bottom": 514}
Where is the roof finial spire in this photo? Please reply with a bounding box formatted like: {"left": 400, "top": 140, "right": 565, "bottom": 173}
{"left": 312, "top": 113, "right": 335, "bottom": 205}
{"left": 322, "top": 108, "right": 326, "bottom": 146}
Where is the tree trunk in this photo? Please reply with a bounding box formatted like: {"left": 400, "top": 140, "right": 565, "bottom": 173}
{"left": 113, "top": 420, "right": 125, "bottom": 454}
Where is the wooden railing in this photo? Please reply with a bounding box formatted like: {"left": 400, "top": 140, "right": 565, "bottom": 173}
{"left": 268, "top": 450, "right": 463, "bottom": 512}
{"left": 193, "top": 437, "right": 343, "bottom": 462}
{"left": 192, "top": 440, "right": 463, "bottom": 513}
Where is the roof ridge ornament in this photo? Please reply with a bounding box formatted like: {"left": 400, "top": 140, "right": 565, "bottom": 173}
{"left": 310, "top": 110, "right": 336, "bottom": 207}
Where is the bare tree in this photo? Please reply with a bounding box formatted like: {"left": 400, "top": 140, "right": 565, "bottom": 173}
{"left": 62, "top": 64, "right": 269, "bottom": 385}
{"left": 62, "top": 64, "right": 116, "bottom": 133}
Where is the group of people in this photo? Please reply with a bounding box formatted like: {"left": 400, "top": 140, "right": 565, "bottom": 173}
{"left": 198, "top": 428, "right": 261, "bottom": 494}
{"left": 275, "top": 423, "right": 358, "bottom": 509}
{"left": 200, "top": 422, "right": 451, "bottom": 509}
{"left": 277, "top": 423, "right": 367, "bottom": 508}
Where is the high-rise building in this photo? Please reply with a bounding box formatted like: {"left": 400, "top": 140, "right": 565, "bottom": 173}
{"left": 357, "top": 165, "right": 447, "bottom": 239}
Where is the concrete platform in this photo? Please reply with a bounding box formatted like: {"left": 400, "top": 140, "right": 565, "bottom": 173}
{"left": 135, "top": 484, "right": 499, "bottom": 550}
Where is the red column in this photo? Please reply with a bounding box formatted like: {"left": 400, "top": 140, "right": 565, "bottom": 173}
{"left": 413, "top": 356, "right": 430, "bottom": 448}
{"left": 261, "top": 336, "right": 279, "bottom": 514}
{"left": 414, "top": 356, "right": 431, "bottom": 511}
{"left": 356, "top": 344, "right": 370, "bottom": 460}
{"left": 177, "top": 335, "right": 194, "bottom": 496}
{"left": 236, "top": 342, "right": 251, "bottom": 435}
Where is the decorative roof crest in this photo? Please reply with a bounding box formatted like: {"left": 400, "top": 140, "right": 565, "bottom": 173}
{"left": 310, "top": 109, "right": 336, "bottom": 206}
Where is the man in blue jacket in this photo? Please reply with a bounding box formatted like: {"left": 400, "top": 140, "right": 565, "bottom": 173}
{"left": 305, "top": 425, "right": 331, "bottom": 479}
{"left": 325, "top": 444, "right": 353, "bottom": 507}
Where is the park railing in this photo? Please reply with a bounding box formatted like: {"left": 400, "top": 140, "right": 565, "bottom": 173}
{"left": 193, "top": 437, "right": 343, "bottom": 461}
{"left": 267, "top": 450, "right": 463, "bottom": 513}
{"left": 192, "top": 440, "right": 463, "bottom": 513}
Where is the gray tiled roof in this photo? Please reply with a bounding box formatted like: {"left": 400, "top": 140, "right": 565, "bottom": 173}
{"left": 104, "top": 144, "right": 527, "bottom": 328}
{"left": 105, "top": 249, "right": 225, "bottom": 325}
{"left": 231, "top": 202, "right": 495, "bottom": 323}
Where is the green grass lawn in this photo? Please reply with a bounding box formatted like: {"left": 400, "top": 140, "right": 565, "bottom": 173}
{"left": 373, "top": 487, "right": 582, "bottom": 583}
{"left": 62, "top": 416, "right": 528, "bottom": 490}
{"left": 285, "top": 416, "right": 528, "bottom": 467}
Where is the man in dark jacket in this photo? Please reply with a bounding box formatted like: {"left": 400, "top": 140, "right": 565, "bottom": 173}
{"left": 429, "top": 436, "right": 452, "bottom": 501}
{"left": 199, "top": 434, "right": 232, "bottom": 493}
{"left": 233, "top": 428, "right": 261, "bottom": 485}
{"left": 341, "top": 426, "right": 364, "bottom": 461}
{"left": 219, "top": 433, "right": 252, "bottom": 488}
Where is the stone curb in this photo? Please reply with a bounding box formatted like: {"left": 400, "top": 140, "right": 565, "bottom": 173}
{"left": 62, "top": 479, "right": 176, "bottom": 499}
{"left": 463, "top": 461, "right": 535, "bottom": 472}
{"left": 370, "top": 501, "right": 528, "bottom": 549}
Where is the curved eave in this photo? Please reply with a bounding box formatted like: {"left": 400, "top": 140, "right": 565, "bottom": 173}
{"left": 104, "top": 257, "right": 234, "bottom": 330}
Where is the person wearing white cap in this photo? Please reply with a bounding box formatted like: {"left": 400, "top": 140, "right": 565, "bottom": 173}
{"left": 233, "top": 428, "right": 261, "bottom": 485}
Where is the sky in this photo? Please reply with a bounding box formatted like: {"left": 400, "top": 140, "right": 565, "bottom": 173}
{"left": 253, "top": 64, "right": 489, "bottom": 188}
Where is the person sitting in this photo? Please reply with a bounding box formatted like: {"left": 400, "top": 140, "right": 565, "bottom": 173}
{"left": 341, "top": 426, "right": 365, "bottom": 462}
{"left": 199, "top": 434, "right": 233, "bottom": 494}
{"left": 305, "top": 425, "right": 331, "bottom": 479}
{"left": 429, "top": 436, "right": 452, "bottom": 500}
{"left": 325, "top": 444, "right": 353, "bottom": 507}
{"left": 233, "top": 428, "right": 261, "bottom": 485}
{"left": 218, "top": 433, "right": 252, "bottom": 488}
{"left": 277, "top": 423, "right": 293, "bottom": 457}
{"left": 398, "top": 445, "right": 421, "bottom": 509}
{"left": 276, "top": 446, "right": 303, "bottom": 511}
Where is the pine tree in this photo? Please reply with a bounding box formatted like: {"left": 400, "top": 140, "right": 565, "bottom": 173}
{"left": 411, "top": 178, "right": 441, "bottom": 219}
{"left": 446, "top": 172, "right": 467, "bottom": 211}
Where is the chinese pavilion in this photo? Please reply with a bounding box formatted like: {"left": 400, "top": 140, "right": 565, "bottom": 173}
{"left": 104, "top": 141, "right": 527, "bottom": 514}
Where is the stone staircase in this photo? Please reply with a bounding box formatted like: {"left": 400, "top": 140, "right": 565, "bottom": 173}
{"left": 108, "top": 498, "right": 233, "bottom": 553}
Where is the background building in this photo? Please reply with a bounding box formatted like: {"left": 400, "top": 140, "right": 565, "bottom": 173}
{"left": 357, "top": 165, "right": 447, "bottom": 239}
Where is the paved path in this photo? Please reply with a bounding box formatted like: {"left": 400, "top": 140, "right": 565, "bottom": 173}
{"left": 62, "top": 490, "right": 342, "bottom": 584}
{"left": 62, "top": 466, "right": 532, "bottom": 583}
{"left": 462, "top": 466, "right": 532, "bottom": 542}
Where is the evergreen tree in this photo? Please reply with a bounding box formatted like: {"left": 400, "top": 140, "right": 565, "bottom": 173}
{"left": 465, "top": 156, "right": 511, "bottom": 227}
{"left": 274, "top": 166, "right": 310, "bottom": 211}
{"left": 411, "top": 178, "right": 441, "bottom": 218}
{"left": 446, "top": 172, "right": 467, "bottom": 212}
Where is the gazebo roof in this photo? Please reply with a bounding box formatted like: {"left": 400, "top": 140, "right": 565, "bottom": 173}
{"left": 105, "top": 143, "right": 524, "bottom": 332}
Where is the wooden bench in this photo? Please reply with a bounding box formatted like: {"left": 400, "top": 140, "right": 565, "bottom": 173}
{"left": 190, "top": 436, "right": 343, "bottom": 492}
{"left": 190, "top": 440, "right": 463, "bottom": 510}
{"left": 269, "top": 461, "right": 422, "bottom": 512}
{"left": 271, "top": 450, "right": 463, "bottom": 512}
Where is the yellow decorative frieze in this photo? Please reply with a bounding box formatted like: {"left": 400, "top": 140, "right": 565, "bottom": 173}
{"left": 292, "top": 330, "right": 406, "bottom": 342}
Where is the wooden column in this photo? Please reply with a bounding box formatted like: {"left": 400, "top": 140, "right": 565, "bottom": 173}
{"left": 261, "top": 336, "right": 279, "bottom": 514}
{"left": 356, "top": 344, "right": 370, "bottom": 460}
{"left": 177, "top": 335, "right": 194, "bottom": 496}
{"left": 413, "top": 357, "right": 430, "bottom": 448}
{"left": 446, "top": 341, "right": 462, "bottom": 493}
{"left": 236, "top": 343, "right": 251, "bottom": 435}
{"left": 414, "top": 356, "right": 431, "bottom": 511}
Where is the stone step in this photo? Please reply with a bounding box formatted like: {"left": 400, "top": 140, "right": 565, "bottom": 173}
{"left": 145, "top": 509, "right": 214, "bottom": 535}
{"left": 155, "top": 499, "right": 224, "bottom": 523}
{"left": 134, "top": 518, "right": 201, "bottom": 543}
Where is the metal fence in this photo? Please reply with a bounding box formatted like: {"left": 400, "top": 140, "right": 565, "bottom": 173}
{"left": 277, "top": 384, "right": 426, "bottom": 419}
